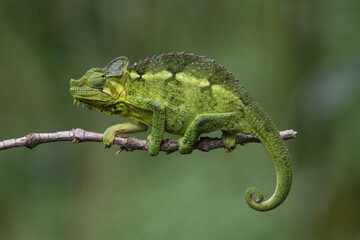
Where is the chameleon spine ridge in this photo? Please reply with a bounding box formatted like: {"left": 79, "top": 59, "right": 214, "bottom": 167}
{"left": 132, "top": 52, "right": 239, "bottom": 81}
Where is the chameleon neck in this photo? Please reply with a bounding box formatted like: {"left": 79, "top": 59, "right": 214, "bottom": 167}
{"left": 245, "top": 101, "right": 292, "bottom": 211}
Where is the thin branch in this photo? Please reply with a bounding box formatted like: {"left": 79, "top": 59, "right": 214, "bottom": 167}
{"left": 0, "top": 128, "right": 297, "bottom": 154}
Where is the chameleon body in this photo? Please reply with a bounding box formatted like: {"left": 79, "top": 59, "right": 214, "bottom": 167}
{"left": 69, "top": 52, "right": 292, "bottom": 211}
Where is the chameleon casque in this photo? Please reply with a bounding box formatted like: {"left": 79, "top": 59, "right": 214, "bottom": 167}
{"left": 69, "top": 52, "right": 292, "bottom": 211}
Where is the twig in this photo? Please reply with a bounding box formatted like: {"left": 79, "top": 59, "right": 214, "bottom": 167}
{"left": 0, "top": 128, "right": 297, "bottom": 154}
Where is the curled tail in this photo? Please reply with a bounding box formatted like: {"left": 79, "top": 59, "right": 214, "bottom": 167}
{"left": 244, "top": 102, "right": 292, "bottom": 211}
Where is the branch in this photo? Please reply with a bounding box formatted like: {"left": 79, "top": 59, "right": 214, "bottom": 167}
{"left": 0, "top": 128, "right": 297, "bottom": 154}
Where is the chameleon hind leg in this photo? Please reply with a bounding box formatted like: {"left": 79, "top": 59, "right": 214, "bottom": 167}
{"left": 179, "top": 112, "right": 242, "bottom": 154}
{"left": 222, "top": 131, "right": 237, "bottom": 152}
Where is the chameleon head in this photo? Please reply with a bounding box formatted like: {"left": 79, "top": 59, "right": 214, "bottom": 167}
{"left": 69, "top": 57, "right": 129, "bottom": 112}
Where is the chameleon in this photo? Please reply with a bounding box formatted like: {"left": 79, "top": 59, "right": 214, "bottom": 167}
{"left": 69, "top": 52, "right": 292, "bottom": 211}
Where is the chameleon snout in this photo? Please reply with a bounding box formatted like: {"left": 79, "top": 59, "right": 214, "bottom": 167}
{"left": 70, "top": 78, "right": 78, "bottom": 84}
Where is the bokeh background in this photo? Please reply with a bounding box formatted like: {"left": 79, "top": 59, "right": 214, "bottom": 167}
{"left": 1, "top": 0, "right": 359, "bottom": 239}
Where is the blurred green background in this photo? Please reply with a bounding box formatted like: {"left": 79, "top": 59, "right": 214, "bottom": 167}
{"left": 1, "top": 0, "right": 359, "bottom": 239}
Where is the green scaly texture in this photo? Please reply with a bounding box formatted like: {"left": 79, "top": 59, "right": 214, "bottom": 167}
{"left": 69, "top": 52, "right": 292, "bottom": 211}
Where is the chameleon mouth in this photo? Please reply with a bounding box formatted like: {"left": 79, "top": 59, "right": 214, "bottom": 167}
{"left": 72, "top": 98, "right": 121, "bottom": 114}
{"left": 69, "top": 86, "right": 101, "bottom": 110}
{"left": 72, "top": 98, "right": 109, "bottom": 113}
{"left": 69, "top": 87, "right": 114, "bottom": 99}
{"left": 69, "top": 87, "right": 99, "bottom": 96}
{"left": 71, "top": 93, "right": 120, "bottom": 114}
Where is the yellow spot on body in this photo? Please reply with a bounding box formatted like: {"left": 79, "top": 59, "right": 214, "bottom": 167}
{"left": 199, "top": 79, "right": 210, "bottom": 87}
{"left": 211, "top": 84, "right": 244, "bottom": 107}
{"left": 175, "top": 72, "right": 209, "bottom": 87}
{"left": 142, "top": 70, "right": 172, "bottom": 81}
{"left": 179, "top": 105, "right": 186, "bottom": 111}
{"left": 211, "top": 85, "right": 226, "bottom": 94}
{"left": 130, "top": 71, "right": 140, "bottom": 79}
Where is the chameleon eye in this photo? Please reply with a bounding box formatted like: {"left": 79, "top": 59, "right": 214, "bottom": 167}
{"left": 88, "top": 72, "right": 107, "bottom": 88}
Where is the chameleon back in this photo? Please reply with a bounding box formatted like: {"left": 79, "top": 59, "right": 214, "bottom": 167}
{"left": 126, "top": 52, "right": 252, "bottom": 134}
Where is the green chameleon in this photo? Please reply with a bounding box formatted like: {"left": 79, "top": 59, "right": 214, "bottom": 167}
{"left": 69, "top": 52, "right": 292, "bottom": 211}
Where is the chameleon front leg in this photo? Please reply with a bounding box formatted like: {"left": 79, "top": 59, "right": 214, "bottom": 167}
{"left": 103, "top": 122, "right": 148, "bottom": 147}
{"left": 131, "top": 98, "right": 166, "bottom": 156}
{"left": 179, "top": 112, "right": 242, "bottom": 154}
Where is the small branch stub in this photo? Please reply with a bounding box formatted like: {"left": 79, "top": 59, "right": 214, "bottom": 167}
{"left": 0, "top": 128, "right": 297, "bottom": 154}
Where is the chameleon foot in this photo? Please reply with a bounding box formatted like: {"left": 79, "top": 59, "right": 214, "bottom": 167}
{"left": 147, "top": 135, "right": 160, "bottom": 156}
{"left": 103, "top": 127, "right": 116, "bottom": 148}
{"left": 222, "top": 131, "right": 237, "bottom": 152}
{"left": 178, "top": 137, "right": 194, "bottom": 154}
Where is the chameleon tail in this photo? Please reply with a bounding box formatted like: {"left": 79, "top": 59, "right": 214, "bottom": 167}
{"left": 244, "top": 101, "right": 292, "bottom": 211}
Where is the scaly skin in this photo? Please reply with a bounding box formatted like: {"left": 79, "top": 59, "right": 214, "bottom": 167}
{"left": 69, "top": 52, "right": 292, "bottom": 211}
